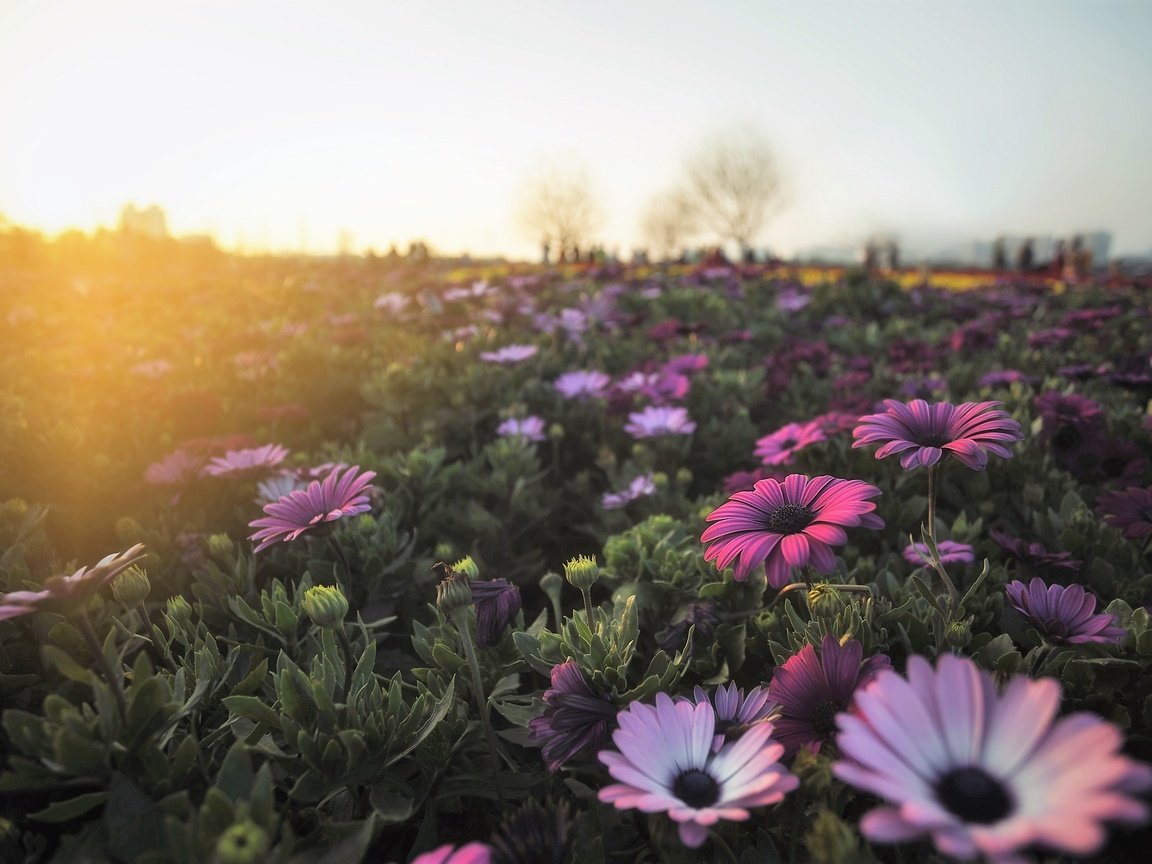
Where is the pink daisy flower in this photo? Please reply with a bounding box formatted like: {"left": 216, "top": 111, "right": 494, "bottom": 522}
{"left": 903, "top": 540, "right": 975, "bottom": 567}
{"left": 479, "top": 344, "right": 537, "bottom": 364}
{"left": 768, "top": 634, "right": 891, "bottom": 757}
{"left": 834, "top": 654, "right": 1152, "bottom": 863}
{"left": 852, "top": 399, "right": 1024, "bottom": 471}
{"left": 554, "top": 370, "right": 611, "bottom": 399}
{"left": 144, "top": 449, "right": 205, "bottom": 486}
{"left": 701, "top": 474, "right": 884, "bottom": 588}
{"left": 687, "top": 682, "right": 779, "bottom": 752}
{"left": 409, "top": 843, "right": 491, "bottom": 864}
{"left": 496, "top": 416, "right": 547, "bottom": 442}
{"left": 753, "top": 420, "right": 827, "bottom": 466}
{"left": 623, "top": 405, "right": 696, "bottom": 439}
{"left": 0, "top": 544, "right": 148, "bottom": 620}
{"left": 202, "top": 444, "right": 290, "bottom": 479}
{"left": 1096, "top": 486, "right": 1152, "bottom": 540}
{"left": 601, "top": 474, "right": 656, "bottom": 510}
{"left": 248, "top": 465, "right": 376, "bottom": 552}
{"left": 598, "top": 693, "right": 798, "bottom": 849}
{"left": 1005, "top": 577, "right": 1125, "bottom": 645}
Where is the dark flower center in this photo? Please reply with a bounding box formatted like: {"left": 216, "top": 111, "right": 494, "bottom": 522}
{"left": 812, "top": 699, "right": 845, "bottom": 739}
{"left": 935, "top": 766, "right": 1014, "bottom": 824}
{"left": 1041, "top": 617, "right": 1069, "bottom": 638}
{"left": 1051, "top": 425, "right": 1081, "bottom": 451}
{"left": 779, "top": 438, "right": 796, "bottom": 449}
{"left": 672, "top": 769, "right": 720, "bottom": 808}
{"left": 768, "top": 504, "right": 814, "bottom": 534}
{"left": 917, "top": 431, "right": 948, "bottom": 447}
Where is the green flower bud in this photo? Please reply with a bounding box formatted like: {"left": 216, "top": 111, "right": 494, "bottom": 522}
{"left": 207, "top": 533, "right": 235, "bottom": 558}
{"left": 804, "top": 808, "right": 858, "bottom": 864}
{"left": 548, "top": 423, "right": 565, "bottom": 441}
{"left": 435, "top": 569, "right": 473, "bottom": 615}
{"left": 946, "top": 618, "right": 973, "bottom": 649}
{"left": 433, "top": 541, "right": 456, "bottom": 561}
{"left": 215, "top": 818, "right": 270, "bottom": 864}
{"left": 165, "top": 596, "right": 193, "bottom": 632}
{"left": 111, "top": 565, "right": 151, "bottom": 607}
{"left": 674, "top": 468, "right": 693, "bottom": 487}
{"left": 806, "top": 584, "right": 844, "bottom": 619}
{"left": 301, "top": 585, "right": 349, "bottom": 629}
{"left": 563, "top": 555, "right": 600, "bottom": 591}
{"left": 1023, "top": 482, "right": 1045, "bottom": 508}
{"left": 652, "top": 472, "right": 669, "bottom": 490}
{"left": 451, "top": 556, "right": 480, "bottom": 581}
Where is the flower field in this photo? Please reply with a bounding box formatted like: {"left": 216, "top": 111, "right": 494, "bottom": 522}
{"left": 2, "top": 245, "right": 1152, "bottom": 863}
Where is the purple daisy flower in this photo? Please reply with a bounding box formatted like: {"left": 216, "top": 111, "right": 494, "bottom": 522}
{"left": 496, "top": 416, "right": 547, "bottom": 442}
{"left": 248, "top": 465, "right": 376, "bottom": 552}
{"left": 1096, "top": 486, "right": 1152, "bottom": 540}
{"left": 978, "top": 369, "right": 1034, "bottom": 389}
{"left": 597, "top": 693, "right": 798, "bottom": 848}
{"left": 701, "top": 474, "right": 884, "bottom": 588}
{"left": 601, "top": 474, "right": 656, "bottom": 510}
{"left": 1005, "top": 577, "right": 1125, "bottom": 645}
{"left": 753, "top": 420, "right": 827, "bottom": 467}
{"left": 852, "top": 399, "right": 1024, "bottom": 471}
{"left": 834, "top": 654, "right": 1152, "bottom": 862}
{"left": 554, "top": 370, "right": 611, "bottom": 400}
{"left": 528, "top": 660, "right": 617, "bottom": 773}
{"left": 409, "top": 844, "right": 491, "bottom": 864}
{"left": 902, "top": 540, "right": 975, "bottom": 567}
{"left": 1034, "top": 391, "right": 1107, "bottom": 474}
{"left": 470, "top": 578, "right": 521, "bottom": 648}
{"left": 0, "top": 544, "right": 149, "bottom": 620}
{"left": 479, "top": 344, "right": 537, "bottom": 364}
{"left": 144, "top": 449, "right": 205, "bottom": 486}
{"left": 202, "top": 443, "right": 290, "bottom": 479}
{"left": 768, "top": 634, "right": 891, "bottom": 758}
{"left": 990, "top": 530, "right": 1082, "bottom": 577}
{"left": 623, "top": 405, "right": 696, "bottom": 439}
{"left": 687, "top": 682, "right": 779, "bottom": 752}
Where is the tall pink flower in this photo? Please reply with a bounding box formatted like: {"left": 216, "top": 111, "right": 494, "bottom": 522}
{"left": 852, "top": 399, "right": 1023, "bottom": 470}
{"left": 598, "top": 693, "right": 798, "bottom": 848}
{"left": 767, "top": 634, "right": 890, "bottom": 757}
{"left": 248, "top": 465, "right": 376, "bottom": 552}
{"left": 203, "top": 444, "right": 290, "bottom": 479}
{"left": 754, "top": 420, "right": 826, "bottom": 466}
{"left": 701, "top": 474, "right": 884, "bottom": 588}
{"left": 834, "top": 654, "right": 1152, "bottom": 862}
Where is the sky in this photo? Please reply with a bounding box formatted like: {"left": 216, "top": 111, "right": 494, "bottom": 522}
{"left": 1, "top": 0, "right": 1150, "bottom": 259}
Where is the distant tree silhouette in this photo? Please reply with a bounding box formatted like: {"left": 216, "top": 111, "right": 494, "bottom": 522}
{"left": 640, "top": 189, "right": 697, "bottom": 262}
{"left": 516, "top": 160, "right": 602, "bottom": 261}
{"left": 682, "top": 127, "right": 783, "bottom": 255}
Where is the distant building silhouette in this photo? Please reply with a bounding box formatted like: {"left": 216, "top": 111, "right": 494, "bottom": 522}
{"left": 119, "top": 203, "right": 169, "bottom": 239}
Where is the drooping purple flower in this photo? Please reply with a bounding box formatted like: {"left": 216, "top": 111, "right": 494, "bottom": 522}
{"left": 902, "top": 540, "right": 975, "bottom": 567}
{"left": 528, "top": 660, "right": 616, "bottom": 773}
{"left": 754, "top": 420, "right": 826, "bottom": 467}
{"left": 479, "top": 344, "right": 537, "bottom": 364}
{"left": 470, "top": 578, "right": 522, "bottom": 648}
{"left": 1096, "top": 486, "right": 1152, "bottom": 540}
{"left": 553, "top": 370, "right": 610, "bottom": 400}
{"left": 1005, "top": 577, "right": 1125, "bottom": 645}
{"left": 701, "top": 474, "right": 884, "bottom": 588}
{"left": 601, "top": 474, "right": 656, "bottom": 510}
{"left": 852, "top": 399, "right": 1024, "bottom": 471}
{"left": 834, "top": 654, "right": 1152, "bottom": 862}
{"left": 597, "top": 693, "right": 798, "bottom": 848}
{"left": 990, "top": 530, "right": 1082, "bottom": 577}
{"left": 248, "top": 465, "right": 376, "bottom": 552}
{"left": 202, "top": 444, "right": 290, "bottom": 479}
{"left": 768, "top": 635, "right": 890, "bottom": 757}
{"left": 496, "top": 416, "right": 547, "bottom": 442}
{"left": 687, "top": 682, "right": 779, "bottom": 752}
{"left": 0, "top": 544, "right": 149, "bottom": 620}
{"left": 657, "top": 599, "right": 720, "bottom": 655}
{"left": 623, "top": 405, "right": 696, "bottom": 439}
{"left": 1034, "top": 391, "right": 1107, "bottom": 474}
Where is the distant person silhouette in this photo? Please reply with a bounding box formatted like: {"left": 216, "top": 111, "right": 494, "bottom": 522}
{"left": 992, "top": 237, "right": 1007, "bottom": 271}
{"left": 1016, "top": 238, "right": 1034, "bottom": 273}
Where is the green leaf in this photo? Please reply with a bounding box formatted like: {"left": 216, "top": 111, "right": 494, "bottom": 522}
{"left": 28, "top": 791, "right": 108, "bottom": 823}
{"left": 42, "top": 645, "right": 96, "bottom": 685}
{"left": 215, "top": 743, "right": 254, "bottom": 801}
{"left": 222, "top": 695, "right": 282, "bottom": 730}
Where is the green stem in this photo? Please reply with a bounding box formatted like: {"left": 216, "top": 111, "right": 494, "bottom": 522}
{"left": 710, "top": 830, "right": 740, "bottom": 864}
{"left": 450, "top": 608, "right": 506, "bottom": 803}
{"left": 925, "top": 464, "right": 959, "bottom": 622}
{"left": 76, "top": 610, "right": 127, "bottom": 722}
{"left": 327, "top": 536, "right": 352, "bottom": 592}
{"left": 140, "top": 603, "right": 178, "bottom": 673}
{"left": 336, "top": 627, "right": 356, "bottom": 701}
{"left": 581, "top": 587, "right": 595, "bottom": 626}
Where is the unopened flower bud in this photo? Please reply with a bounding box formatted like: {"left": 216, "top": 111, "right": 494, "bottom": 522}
{"left": 165, "top": 596, "right": 193, "bottom": 629}
{"left": 433, "top": 541, "right": 456, "bottom": 560}
{"left": 806, "top": 584, "right": 844, "bottom": 618}
{"left": 435, "top": 568, "right": 473, "bottom": 615}
{"left": 946, "top": 618, "right": 973, "bottom": 649}
{"left": 804, "top": 808, "right": 858, "bottom": 864}
{"left": 215, "top": 818, "right": 270, "bottom": 864}
{"left": 675, "top": 468, "right": 693, "bottom": 487}
{"left": 563, "top": 555, "right": 600, "bottom": 591}
{"left": 111, "top": 566, "right": 151, "bottom": 608}
{"left": 652, "top": 471, "right": 669, "bottom": 490}
{"left": 451, "top": 556, "right": 480, "bottom": 581}
{"left": 548, "top": 423, "right": 565, "bottom": 441}
{"left": 207, "top": 533, "right": 235, "bottom": 558}
{"left": 301, "top": 585, "right": 348, "bottom": 629}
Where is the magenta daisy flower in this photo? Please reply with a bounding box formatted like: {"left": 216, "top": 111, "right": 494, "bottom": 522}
{"left": 144, "top": 449, "right": 205, "bottom": 485}
{"left": 768, "top": 635, "right": 891, "bottom": 757}
{"left": 834, "top": 654, "right": 1152, "bottom": 862}
{"left": 554, "top": 370, "right": 611, "bottom": 399}
{"left": 248, "top": 465, "right": 376, "bottom": 552}
{"left": 496, "top": 416, "right": 547, "bottom": 442}
{"left": 598, "top": 693, "right": 798, "bottom": 848}
{"left": 528, "top": 660, "right": 617, "bottom": 773}
{"left": 0, "top": 544, "right": 149, "bottom": 620}
{"left": 852, "top": 399, "right": 1024, "bottom": 470}
{"left": 687, "top": 682, "right": 779, "bottom": 751}
{"left": 623, "top": 405, "right": 696, "bottom": 439}
{"left": 601, "top": 474, "right": 656, "bottom": 510}
{"left": 409, "top": 843, "right": 491, "bottom": 864}
{"left": 1005, "top": 577, "right": 1125, "bottom": 645}
{"left": 479, "top": 344, "right": 537, "bottom": 364}
{"left": 754, "top": 420, "right": 827, "bottom": 466}
{"left": 701, "top": 474, "right": 884, "bottom": 588}
{"left": 903, "top": 540, "right": 975, "bottom": 567}
{"left": 203, "top": 443, "right": 289, "bottom": 479}
{"left": 1096, "top": 486, "right": 1152, "bottom": 540}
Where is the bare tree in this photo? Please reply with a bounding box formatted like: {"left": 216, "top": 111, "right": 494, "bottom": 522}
{"left": 640, "top": 189, "right": 697, "bottom": 262}
{"left": 516, "top": 160, "right": 602, "bottom": 260}
{"left": 682, "top": 127, "right": 783, "bottom": 254}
